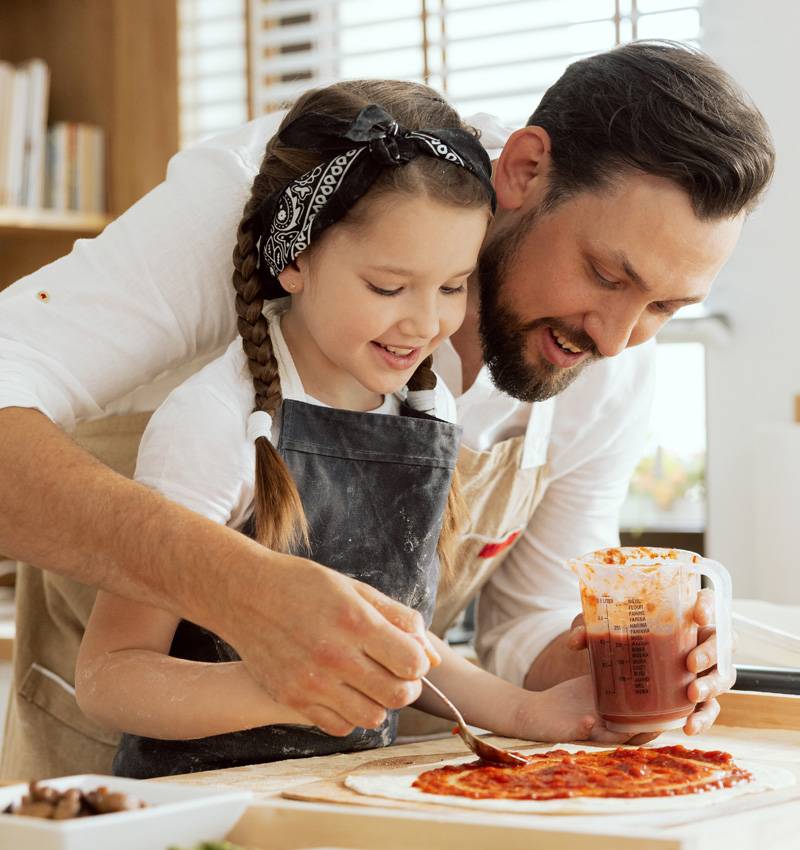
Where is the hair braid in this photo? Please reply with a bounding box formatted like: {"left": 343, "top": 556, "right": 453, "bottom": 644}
{"left": 408, "top": 357, "right": 468, "bottom": 590}
{"left": 232, "top": 198, "right": 309, "bottom": 553}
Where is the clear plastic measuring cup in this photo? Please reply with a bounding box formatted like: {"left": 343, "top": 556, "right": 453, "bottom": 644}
{"left": 567, "top": 547, "right": 733, "bottom": 733}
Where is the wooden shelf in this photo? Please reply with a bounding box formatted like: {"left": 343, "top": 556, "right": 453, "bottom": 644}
{"left": 0, "top": 0, "right": 178, "bottom": 288}
{"left": 0, "top": 207, "right": 110, "bottom": 238}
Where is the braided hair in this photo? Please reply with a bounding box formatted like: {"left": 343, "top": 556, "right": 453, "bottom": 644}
{"left": 232, "top": 80, "right": 486, "bottom": 581}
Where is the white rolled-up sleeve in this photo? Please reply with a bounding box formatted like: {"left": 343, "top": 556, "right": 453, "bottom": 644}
{"left": 0, "top": 113, "right": 283, "bottom": 430}
{"left": 475, "top": 341, "right": 657, "bottom": 685}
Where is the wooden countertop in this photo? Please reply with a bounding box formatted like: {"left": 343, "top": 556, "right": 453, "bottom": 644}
{"left": 157, "top": 692, "right": 800, "bottom": 800}
{"left": 155, "top": 692, "right": 800, "bottom": 850}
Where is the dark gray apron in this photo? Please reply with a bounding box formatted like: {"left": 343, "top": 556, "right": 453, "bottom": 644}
{"left": 113, "top": 398, "right": 461, "bottom": 778}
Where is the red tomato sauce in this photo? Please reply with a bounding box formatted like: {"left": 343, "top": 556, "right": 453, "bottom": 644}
{"left": 412, "top": 745, "right": 751, "bottom": 800}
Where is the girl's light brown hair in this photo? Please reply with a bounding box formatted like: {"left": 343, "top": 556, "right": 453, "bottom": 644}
{"left": 232, "top": 80, "right": 489, "bottom": 586}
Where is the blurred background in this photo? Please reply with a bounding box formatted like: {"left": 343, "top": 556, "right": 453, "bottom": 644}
{"left": 0, "top": 0, "right": 797, "bottom": 681}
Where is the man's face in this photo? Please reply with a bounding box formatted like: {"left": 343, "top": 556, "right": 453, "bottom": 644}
{"left": 478, "top": 172, "right": 744, "bottom": 401}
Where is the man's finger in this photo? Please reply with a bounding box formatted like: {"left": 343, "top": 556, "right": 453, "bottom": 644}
{"left": 687, "top": 632, "right": 717, "bottom": 673}
{"left": 693, "top": 588, "right": 715, "bottom": 627}
{"left": 688, "top": 667, "right": 736, "bottom": 703}
{"left": 355, "top": 582, "right": 441, "bottom": 667}
{"left": 301, "top": 705, "right": 357, "bottom": 737}
{"left": 328, "top": 651, "right": 424, "bottom": 710}
{"left": 683, "top": 698, "right": 720, "bottom": 735}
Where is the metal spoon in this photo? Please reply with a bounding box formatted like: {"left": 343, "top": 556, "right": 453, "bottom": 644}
{"left": 421, "top": 677, "right": 527, "bottom": 767}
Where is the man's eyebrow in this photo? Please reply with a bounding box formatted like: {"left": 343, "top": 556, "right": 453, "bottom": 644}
{"left": 606, "top": 249, "right": 703, "bottom": 304}
{"left": 611, "top": 249, "right": 652, "bottom": 292}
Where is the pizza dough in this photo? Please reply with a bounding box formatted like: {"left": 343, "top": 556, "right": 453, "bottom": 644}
{"left": 344, "top": 743, "right": 796, "bottom": 815}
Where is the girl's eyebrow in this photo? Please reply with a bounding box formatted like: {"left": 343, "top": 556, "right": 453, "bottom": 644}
{"left": 368, "top": 264, "right": 475, "bottom": 277}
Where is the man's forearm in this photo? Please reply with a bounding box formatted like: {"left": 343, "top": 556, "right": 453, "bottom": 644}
{"left": 0, "top": 407, "right": 265, "bottom": 633}
{"left": 523, "top": 627, "right": 589, "bottom": 691}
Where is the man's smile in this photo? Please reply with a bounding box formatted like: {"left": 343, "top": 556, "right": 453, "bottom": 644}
{"left": 539, "top": 325, "right": 593, "bottom": 369}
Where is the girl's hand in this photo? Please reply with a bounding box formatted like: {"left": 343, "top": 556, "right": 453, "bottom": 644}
{"left": 512, "top": 675, "right": 658, "bottom": 745}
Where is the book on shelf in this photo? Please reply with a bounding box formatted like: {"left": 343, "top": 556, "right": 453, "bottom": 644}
{"left": 0, "top": 57, "right": 106, "bottom": 216}
{"left": 46, "top": 122, "right": 105, "bottom": 214}
{"left": 0, "top": 57, "right": 50, "bottom": 209}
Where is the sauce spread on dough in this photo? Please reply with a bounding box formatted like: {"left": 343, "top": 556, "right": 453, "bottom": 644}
{"left": 412, "top": 745, "right": 752, "bottom": 800}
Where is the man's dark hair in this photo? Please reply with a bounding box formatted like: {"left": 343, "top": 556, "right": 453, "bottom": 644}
{"left": 529, "top": 40, "right": 775, "bottom": 219}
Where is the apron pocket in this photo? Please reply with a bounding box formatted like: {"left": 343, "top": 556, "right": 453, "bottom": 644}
{"left": 19, "top": 663, "right": 120, "bottom": 748}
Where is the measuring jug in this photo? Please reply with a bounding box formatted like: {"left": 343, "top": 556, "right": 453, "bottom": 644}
{"left": 567, "top": 547, "right": 733, "bottom": 733}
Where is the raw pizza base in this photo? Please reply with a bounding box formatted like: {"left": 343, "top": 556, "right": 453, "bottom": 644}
{"left": 344, "top": 743, "right": 796, "bottom": 815}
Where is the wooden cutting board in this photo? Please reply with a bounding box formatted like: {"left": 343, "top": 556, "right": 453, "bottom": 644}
{"left": 281, "top": 729, "right": 800, "bottom": 823}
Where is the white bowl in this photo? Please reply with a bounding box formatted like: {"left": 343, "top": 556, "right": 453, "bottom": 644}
{"left": 0, "top": 774, "right": 252, "bottom": 850}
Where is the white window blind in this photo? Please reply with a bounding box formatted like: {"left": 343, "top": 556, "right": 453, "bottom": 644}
{"left": 179, "top": 0, "right": 249, "bottom": 147}
{"left": 249, "top": 0, "right": 701, "bottom": 125}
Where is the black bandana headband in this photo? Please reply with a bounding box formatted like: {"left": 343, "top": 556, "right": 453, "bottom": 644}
{"left": 255, "top": 104, "right": 496, "bottom": 290}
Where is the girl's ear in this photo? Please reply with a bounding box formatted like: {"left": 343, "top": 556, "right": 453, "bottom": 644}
{"left": 277, "top": 259, "right": 305, "bottom": 294}
{"left": 493, "top": 125, "right": 552, "bottom": 211}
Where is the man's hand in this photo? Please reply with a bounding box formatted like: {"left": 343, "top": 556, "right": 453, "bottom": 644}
{"left": 0, "top": 409, "right": 440, "bottom": 740}
{"left": 683, "top": 588, "right": 736, "bottom": 735}
{"left": 565, "top": 588, "right": 736, "bottom": 737}
{"left": 217, "top": 549, "right": 441, "bottom": 736}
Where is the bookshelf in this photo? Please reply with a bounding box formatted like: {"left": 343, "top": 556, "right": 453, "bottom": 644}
{"left": 0, "top": 0, "right": 179, "bottom": 289}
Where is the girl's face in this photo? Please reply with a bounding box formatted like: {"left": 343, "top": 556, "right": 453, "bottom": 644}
{"left": 279, "top": 192, "right": 489, "bottom": 410}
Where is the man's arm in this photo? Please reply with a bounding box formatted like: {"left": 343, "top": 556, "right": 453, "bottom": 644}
{"left": 0, "top": 115, "right": 434, "bottom": 735}
{"left": 1, "top": 408, "right": 434, "bottom": 734}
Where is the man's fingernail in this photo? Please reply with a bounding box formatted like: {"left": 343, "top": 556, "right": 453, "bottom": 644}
{"left": 695, "top": 683, "right": 708, "bottom": 701}
{"left": 696, "top": 652, "right": 708, "bottom": 668}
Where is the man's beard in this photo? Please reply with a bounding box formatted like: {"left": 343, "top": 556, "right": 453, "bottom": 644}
{"left": 477, "top": 211, "right": 599, "bottom": 402}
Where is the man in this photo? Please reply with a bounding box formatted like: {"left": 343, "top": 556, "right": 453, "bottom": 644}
{"left": 0, "top": 42, "right": 773, "bottom": 777}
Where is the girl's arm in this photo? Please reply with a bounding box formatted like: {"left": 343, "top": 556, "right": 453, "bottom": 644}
{"left": 76, "top": 590, "right": 311, "bottom": 740}
{"left": 416, "top": 633, "right": 635, "bottom": 744}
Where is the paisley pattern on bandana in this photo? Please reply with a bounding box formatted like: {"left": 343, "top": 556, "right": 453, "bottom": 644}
{"left": 264, "top": 147, "right": 365, "bottom": 277}
{"left": 256, "top": 104, "right": 495, "bottom": 289}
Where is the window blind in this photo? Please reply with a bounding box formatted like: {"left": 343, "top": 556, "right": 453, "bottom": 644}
{"left": 249, "top": 0, "right": 701, "bottom": 126}
{"left": 179, "top": 0, "right": 249, "bottom": 147}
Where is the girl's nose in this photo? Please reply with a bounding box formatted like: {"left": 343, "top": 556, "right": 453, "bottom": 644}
{"left": 398, "top": 299, "right": 440, "bottom": 342}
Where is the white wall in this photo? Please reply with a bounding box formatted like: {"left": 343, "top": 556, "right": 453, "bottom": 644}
{"left": 701, "top": 1, "right": 800, "bottom": 601}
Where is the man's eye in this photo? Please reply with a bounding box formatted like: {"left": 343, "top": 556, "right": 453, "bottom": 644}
{"left": 368, "top": 283, "right": 402, "bottom": 297}
{"left": 651, "top": 301, "right": 676, "bottom": 315}
{"left": 592, "top": 267, "right": 622, "bottom": 289}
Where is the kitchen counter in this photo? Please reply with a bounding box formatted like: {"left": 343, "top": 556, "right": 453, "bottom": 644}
{"left": 158, "top": 691, "right": 800, "bottom": 850}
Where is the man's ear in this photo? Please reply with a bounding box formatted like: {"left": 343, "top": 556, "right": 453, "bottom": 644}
{"left": 494, "top": 125, "right": 552, "bottom": 211}
{"left": 277, "top": 259, "right": 305, "bottom": 294}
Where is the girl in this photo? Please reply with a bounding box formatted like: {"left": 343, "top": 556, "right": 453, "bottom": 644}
{"left": 76, "top": 80, "right": 622, "bottom": 779}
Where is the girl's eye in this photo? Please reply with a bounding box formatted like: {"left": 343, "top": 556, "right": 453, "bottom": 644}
{"left": 368, "top": 283, "right": 403, "bottom": 297}
{"left": 440, "top": 284, "right": 466, "bottom": 295}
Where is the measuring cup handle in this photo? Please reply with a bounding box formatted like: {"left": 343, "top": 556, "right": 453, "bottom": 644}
{"left": 697, "top": 558, "right": 734, "bottom": 683}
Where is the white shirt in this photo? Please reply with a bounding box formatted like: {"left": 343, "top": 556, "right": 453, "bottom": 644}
{"left": 0, "top": 109, "right": 656, "bottom": 686}
{"left": 135, "top": 298, "right": 457, "bottom": 531}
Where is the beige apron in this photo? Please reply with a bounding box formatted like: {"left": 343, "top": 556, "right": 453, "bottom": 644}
{"left": 1, "top": 399, "right": 554, "bottom": 778}
{"left": 399, "top": 399, "right": 555, "bottom": 735}
{"left": 0, "top": 413, "right": 151, "bottom": 781}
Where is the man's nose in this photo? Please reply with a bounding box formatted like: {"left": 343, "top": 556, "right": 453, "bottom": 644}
{"left": 587, "top": 309, "right": 641, "bottom": 358}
